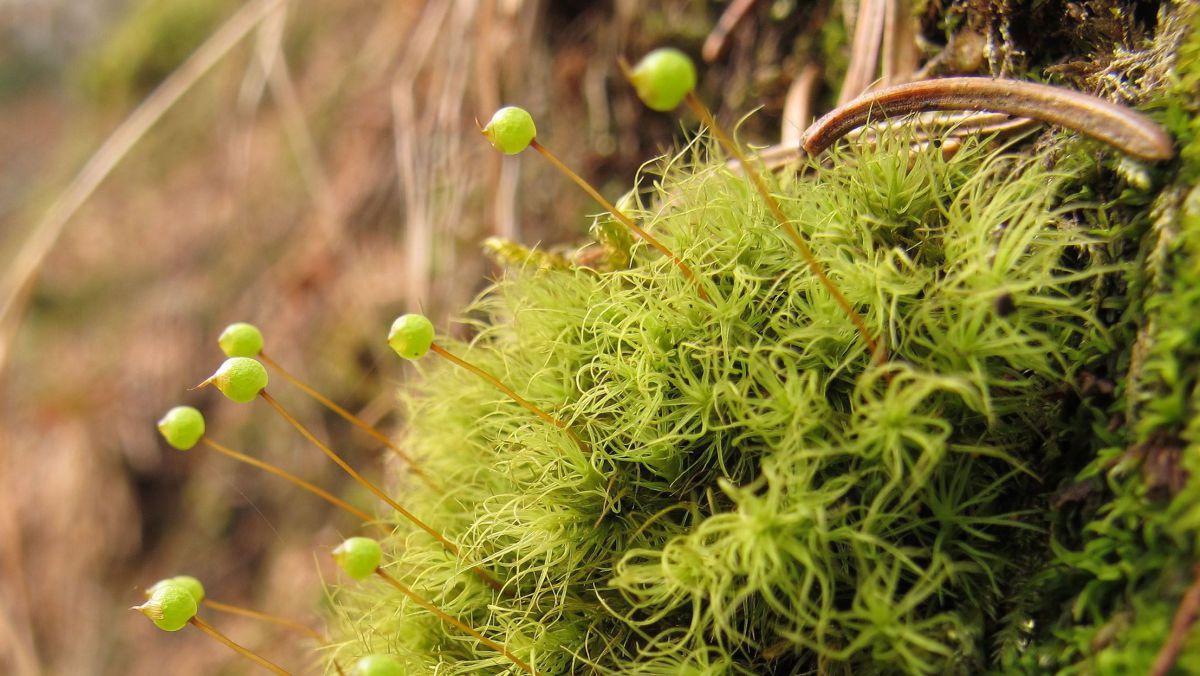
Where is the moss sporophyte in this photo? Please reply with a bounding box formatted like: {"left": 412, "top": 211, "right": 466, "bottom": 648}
{"left": 134, "top": 579, "right": 288, "bottom": 674}
{"left": 216, "top": 322, "right": 433, "bottom": 486}
{"left": 157, "top": 407, "right": 377, "bottom": 524}
{"left": 141, "top": 16, "right": 1200, "bottom": 672}
{"left": 333, "top": 537, "right": 536, "bottom": 674}
{"left": 482, "top": 106, "right": 709, "bottom": 300}
{"left": 192, "top": 352, "right": 505, "bottom": 591}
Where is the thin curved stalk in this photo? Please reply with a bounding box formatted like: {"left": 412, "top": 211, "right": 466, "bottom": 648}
{"left": 188, "top": 615, "right": 290, "bottom": 675}
{"left": 374, "top": 569, "right": 535, "bottom": 674}
{"left": 201, "top": 437, "right": 378, "bottom": 526}
{"left": 430, "top": 343, "right": 588, "bottom": 452}
{"left": 202, "top": 599, "right": 324, "bottom": 642}
{"left": 684, "top": 92, "right": 883, "bottom": 361}
{"left": 258, "top": 351, "right": 437, "bottom": 489}
{"left": 529, "top": 140, "right": 710, "bottom": 301}
{"left": 258, "top": 391, "right": 504, "bottom": 593}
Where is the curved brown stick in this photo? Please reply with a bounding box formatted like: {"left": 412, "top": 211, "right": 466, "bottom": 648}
{"left": 801, "top": 77, "right": 1175, "bottom": 161}
{"left": 843, "top": 110, "right": 1034, "bottom": 143}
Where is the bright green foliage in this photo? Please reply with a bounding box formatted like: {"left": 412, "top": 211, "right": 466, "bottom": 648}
{"left": 352, "top": 654, "right": 405, "bottom": 676}
{"left": 387, "top": 314, "right": 435, "bottom": 360}
{"left": 483, "top": 106, "right": 537, "bottom": 155}
{"left": 135, "top": 581, "right": 197, "bottom": 632}
{"left": 147, "top": 575, "right": 205, "bottom": 604}
{"left": 156, "top": 406, "right": 205, "bottom": 450}
{"left": 325, "top": 126, "right": 1152, "bottom": 673}
{"left": 205, "top": 357, "right": 268, "bottom": 403}
{"left": 217, "top": 322, "right": 264, "bottom": 357}
{"left": 629, "top": 48, "right": 697, "bottom": 111}
{"left": 333, "top": 537, "right": 382, "bottom": 581}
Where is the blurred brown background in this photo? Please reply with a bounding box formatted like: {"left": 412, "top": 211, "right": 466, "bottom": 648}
{"left": 0, "top": 1, "right": 831, "bottom": 673}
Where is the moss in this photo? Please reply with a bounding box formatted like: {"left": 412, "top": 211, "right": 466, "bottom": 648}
{"left": 986, "top": 4, "right": 1200, "bottom": 673}
{"left": 320, "top": 113, "right": 1163, "bottom": 672}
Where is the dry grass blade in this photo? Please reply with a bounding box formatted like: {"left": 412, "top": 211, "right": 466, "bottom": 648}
{"left": 702, "top": 0, "right": 759, "bottom": 63}
{"left": 782, "top": 64, "right": 821, "bottom": 147}
{"left": 838, "top": 0, "right": 887, "bottom": 104}
{"left": 881, "top": 0, "right": 919, "bottom": 87}
{"left": 0, "top": 0, "right": 286, "bottom": 377}
{"left": 257, "top": 7, "right": 341, "bottom": 243}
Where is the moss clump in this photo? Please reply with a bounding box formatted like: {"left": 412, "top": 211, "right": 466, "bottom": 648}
{"left": 323, "top": 121, "right": 1153, "bottom": 673}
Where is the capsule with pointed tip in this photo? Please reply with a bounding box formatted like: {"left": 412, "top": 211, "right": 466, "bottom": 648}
{"left": 482, "top": 106, "right": 537, "bottom": 155}
{"left": 629, "top": 48, "right": 697, "bottom": 111}
{"left": 134, "top": 581, "right": 197, "bottom": 632}
{"left": 147, "top": 575, "right": 205, "bottom": 604}
{"left": 218, "top": 322, "right": 264, "bottom": 358}
{"left": 157, "top": 406, "right": 205, "bottom": 450}
{"left": 387, "top": 314, "right": 435, "bottom": 360}
{"left": 203, "top": 357, "right": 269, "bottom": 403}
{"left": 333, "top": 537, "right": 382, "bottom": 581}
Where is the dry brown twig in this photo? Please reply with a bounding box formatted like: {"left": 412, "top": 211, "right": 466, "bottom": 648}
{"left": 802, "top": 77, "right": 1175, "bottom": 161}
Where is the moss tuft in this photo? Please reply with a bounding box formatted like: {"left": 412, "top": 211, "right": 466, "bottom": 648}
{"left": 322, "top": 123, "right": 1152, "bottom": 673}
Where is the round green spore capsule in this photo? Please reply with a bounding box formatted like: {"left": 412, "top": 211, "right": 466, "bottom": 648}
{"left": 135, "top": 581, "right": 198, "bottom": 632}
{"left": 352, "top": 654, "right": 405, "bottom": 676}
{"left": 482, "top": 106, "right": 537, "bottom": 155}
{"left": 333, "top": 537, "right": 382, "bottom": 581}
{"left": 148, "top": 575, "right": 205, "bottom": 603}
{"left": 387, "top": 314, "right": 435, "bottom": 360}
{"left": 157, "top": 406, "right": 205, "bottom": 450}
{"left": 217, "top": 322, "right": 264, "bottom": 357}
{"left": 206, "top": 357, "right": 268, "bottom": 403}
{"left": 629, "top": 47, "right": 697, "bottom": 112}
